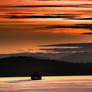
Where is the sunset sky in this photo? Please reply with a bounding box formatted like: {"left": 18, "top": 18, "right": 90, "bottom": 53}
{"left": 0, "top": 0, "right": 92, "bottom": 54}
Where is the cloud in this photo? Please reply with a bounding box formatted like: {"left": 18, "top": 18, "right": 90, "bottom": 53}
{"left": 40, "top": 43, "right": 92, "bottom": 54}
{"left": 82, "top": 32, "right": 92, "bottom": 34}
{"left": 40, "top": 47, "right": 80, "bottom": 52}
{"left": 0, "top": 13, "right": 76, "bottom": 19}
{"left": 75, "top": 18, "right": 92, "bottom": 20}
{"left": 41, "top": 43, "right": 92, "bottom": 47}
{"left": 2, "top": 15, "right": 66, "bottom": 19}
{"left": 0, "top": 5, "right": 81, "bottom": 8}
{"left": 45, "top": 24, "right": 92, "bottom": 31}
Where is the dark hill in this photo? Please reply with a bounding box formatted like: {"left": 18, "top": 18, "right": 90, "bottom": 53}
{"left": 0, "top": 56, "right": 92, "bottom": 77}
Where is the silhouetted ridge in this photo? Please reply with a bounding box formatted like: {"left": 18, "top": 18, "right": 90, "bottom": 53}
{"left": 0, "top": 56, "right": 92, "bottom": 77}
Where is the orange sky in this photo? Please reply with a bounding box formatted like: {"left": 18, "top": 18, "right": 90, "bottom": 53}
{"left": 0, "top": 0, "right": 92, "bottom": 5}
{"left": 0, "top": 0, "right": 92, "bottom": 54}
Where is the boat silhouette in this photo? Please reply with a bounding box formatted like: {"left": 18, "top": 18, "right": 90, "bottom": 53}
{"left": 31, "top": 72, "right": 42, "bottom": 80}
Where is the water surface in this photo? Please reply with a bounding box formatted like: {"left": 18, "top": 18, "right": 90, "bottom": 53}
{"left": 0, "top": 76, "right": 92, "bottom": 92}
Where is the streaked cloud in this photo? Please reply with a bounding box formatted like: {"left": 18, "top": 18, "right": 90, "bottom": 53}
{"left": 82, "top": 32, "right": 92, "bottom": 34}
{"left": 41, "top": 43, "right": 92, "bottom": 47}
{"left": 40, "top": 43, "right": 92, "bottom": 54}
{"left": 45, "top": 24, "right": 92, "bottom": 30}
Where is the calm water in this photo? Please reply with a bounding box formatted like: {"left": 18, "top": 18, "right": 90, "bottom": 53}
{"left": 0, "top": 76, "right": 92, "bottom": 92}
